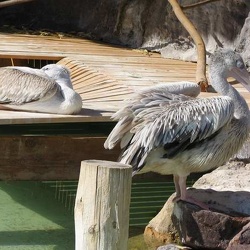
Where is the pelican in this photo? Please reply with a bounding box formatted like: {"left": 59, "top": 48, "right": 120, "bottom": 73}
{"left": 0, "top": 64, "right": 82, "bottom": 115}
{"left": 104, "top": 49, "right": 250, "bottom": 207}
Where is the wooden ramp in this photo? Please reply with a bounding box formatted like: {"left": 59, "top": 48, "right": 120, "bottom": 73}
{"left": 0, "top": 32, "right": 249, "bottom": 125}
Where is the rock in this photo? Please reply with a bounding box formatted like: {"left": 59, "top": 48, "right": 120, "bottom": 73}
{"left": 185, "top": 188, "right": 250, "bottom": 217}
{"left": 172, "top": 201, "right": 250, "bottom": 250}
{"left": 146, "top": 0, "right": 250, "bottom": 62}
{"left": 145, "top": 161, "right": 250, "bottom": 249}
{"left": 237, "top": 12, "right": 250, "bottom": 69}
{"left": 144, "top": 194, "right": 179, "bottom": 249}
{"left": 193, "top": 161, "right": 250, "bottom": 193}
{"left": 227, "top": 222, "right": 250, "bottom": 250}
{"left": 157, "top": 243, "right": 191, "bottom": 250}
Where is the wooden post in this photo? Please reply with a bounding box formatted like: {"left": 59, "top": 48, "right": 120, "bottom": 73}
{"left": 74, "top": 160, "right": 132, "bottom": 250}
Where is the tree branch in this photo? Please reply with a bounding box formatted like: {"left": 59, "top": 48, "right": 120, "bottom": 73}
{"left": 0, "top": 0, "right": 34, "bottom": 8}
{"left": 168, "top": 0, "right": 208, "bottom": 91}
{"left": 181, "top": 0, "right": 221, "bottom": 10}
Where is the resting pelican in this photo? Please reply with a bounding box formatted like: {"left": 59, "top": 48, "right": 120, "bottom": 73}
{"left": 0, "top": 64, "right": 82, "bottom": 115}
{"left": 104, "top": 49, "right": 250, "bottom": 207}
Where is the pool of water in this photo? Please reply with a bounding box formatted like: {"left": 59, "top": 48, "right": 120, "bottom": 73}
{"left": 0, "top": 181, "right": 158, "bottom": 250}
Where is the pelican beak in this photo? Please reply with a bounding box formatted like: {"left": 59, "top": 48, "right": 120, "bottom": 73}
{"left": 229, "top": 67, "right": 250, "bottom": 92}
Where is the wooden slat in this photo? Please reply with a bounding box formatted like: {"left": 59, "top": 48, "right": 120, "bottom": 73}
{"left": 57, "top": 58, "right": 132, "bottom": 112}
{"left": 0, "top": 32, "right": 249, "bottom": 125}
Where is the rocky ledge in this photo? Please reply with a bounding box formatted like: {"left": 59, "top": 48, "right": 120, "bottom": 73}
{"left": 144, "top": 159, "right": 250, "bottom": 249}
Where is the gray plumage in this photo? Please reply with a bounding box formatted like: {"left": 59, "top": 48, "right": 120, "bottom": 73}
{"left": 104, "top": 49, "right": 250, "bottom": 206}
{"left": 0, "top": 64, "right": 82, "bottom": 115}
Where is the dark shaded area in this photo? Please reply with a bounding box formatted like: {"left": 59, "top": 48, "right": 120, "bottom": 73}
{"left": 0, "top": 0, "right": 124, "bottom": 44}
{"left": 0, "top": 121, "right": 116, "bottom": 136}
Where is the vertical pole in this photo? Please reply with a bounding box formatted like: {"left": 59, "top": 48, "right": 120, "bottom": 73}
{"left": 74, "top": 160, "right": 132, "bottom": 250}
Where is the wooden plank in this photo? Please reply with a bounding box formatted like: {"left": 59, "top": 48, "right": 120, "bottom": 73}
{"left": 0, "top": 136, "right": 120, "bottom": 180}
{"left": 0, "top": 33, "right": 249, "bottom": 125}
{"left": 0, "top": 109, "right": 114, "bottom": 124}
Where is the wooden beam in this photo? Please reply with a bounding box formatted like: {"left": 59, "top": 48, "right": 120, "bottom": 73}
{"left": 0, "top": 136, "right": 120, "bottom": 180}
{"left": 74, "top": 160, "right": 132, "bottom": 250}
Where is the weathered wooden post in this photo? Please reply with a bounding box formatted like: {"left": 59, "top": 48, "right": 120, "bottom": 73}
{"left": 74, "top": 160, "right": 132, "bottom": 250}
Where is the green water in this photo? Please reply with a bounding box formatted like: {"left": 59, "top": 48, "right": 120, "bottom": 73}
{"left": 0, "top": 182, "right": 74, "bottom": 250}
{"left": 128, "top": 228, "right": 148, "bottom": 250}
{"left": 0, "top": 182, "right": 149, "bottom": 250}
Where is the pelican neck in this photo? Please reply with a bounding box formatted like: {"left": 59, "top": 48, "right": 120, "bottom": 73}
{"left": 210, "top": 71, "right": 249, "bottom": 119}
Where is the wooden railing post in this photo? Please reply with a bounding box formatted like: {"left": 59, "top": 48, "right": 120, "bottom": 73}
{"left": 74, "top": 160, "right": 132, "bottom": 250}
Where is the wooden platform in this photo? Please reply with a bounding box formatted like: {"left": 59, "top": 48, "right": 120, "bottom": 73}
{"left": 1, "top": 32, "right": 248, "bottom": 125}
{"left": 0, "top": 32, "right": 249, "bottom": 180}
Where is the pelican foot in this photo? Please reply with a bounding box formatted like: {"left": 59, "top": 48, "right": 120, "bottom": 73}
{"left": 173, "top": 196, "right": 210, "bottom": 210}
{"left": 172, "top": 195, "right": 181, "bottom": 203}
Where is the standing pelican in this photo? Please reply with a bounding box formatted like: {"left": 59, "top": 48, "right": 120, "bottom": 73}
{"left": 104, "top": 49, "right": 250, "bottom": 207}
{"left": 0, "top": 64, "right": 82, "bottom": 115}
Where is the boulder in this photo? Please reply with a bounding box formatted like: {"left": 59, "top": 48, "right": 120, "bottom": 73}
{"left": 145, "top": 161, "right": 250, "bottom": 249}
{"left": 193, "top": 161, "right": 250, "bottom": 194}
{"left": 172, "top": 201, "right": 250, "bottom": 250}
{"left": 157, "top": 243, "right": 191, "bottom": 250}
{"left": 144, "top": 194, "right": 179, "bottom": 249}
{"left": 227, "top": 222, "right": 250, "bottom": 250}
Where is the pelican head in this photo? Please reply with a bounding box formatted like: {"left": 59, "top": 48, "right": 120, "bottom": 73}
{"left": 41, "top": 64, "right": 73, "bottom": 88}
{"left": 210, "top": 49, "right": 250, "bottom": 91}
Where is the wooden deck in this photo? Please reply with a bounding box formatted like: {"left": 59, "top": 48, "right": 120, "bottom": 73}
{"left": 0, "top": 32, "right": 249, "bottom": 180}
{"left": 1, "top": 32, "right": 248, "bottom": 125}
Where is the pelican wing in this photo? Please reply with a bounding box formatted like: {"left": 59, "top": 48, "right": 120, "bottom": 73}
{"left": 134, "top": 81, "right": 201, "bottom": 98}
{"left": 0, "top": 68, "right": 59, "bottom": 105}
{"left": 105, "top": 93, "right": 234, "bottom": 171}
{"left": 105, "top": 82, "right": 200, "bottom": 149}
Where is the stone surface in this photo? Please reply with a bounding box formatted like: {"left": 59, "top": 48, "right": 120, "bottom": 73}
{"left": 145, "top": 161, "right": 250, "bottom": 249}
{"left": 193, "top": 161, "right": 250, "bottom": 194}
{"left": 144, "top": 194, "right": 179, "bottom": 249}
{"left": 157, "top": 243, "right": 191, "bottom": 250}
{"left": 237, "top": 12, "right": 250, "bottom": 68}
{"left": 172, "top": 201, "right": 250, "bottom": 250}
{"left": 187, "top": 188, "right": 250, "bottom": 216}
{"left": 158, "top": 0, "right": 250, "bottom": 62}
{"left": 0, "top": 1, "right": 249, "bottom": 62}
{"left": 227, "top": 222, "right": 250, "bottom": 250}
{"left": 232, "top": 138, "right": 250, "bottom": 162}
